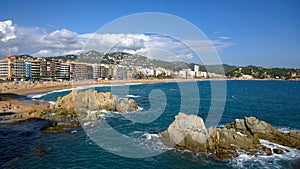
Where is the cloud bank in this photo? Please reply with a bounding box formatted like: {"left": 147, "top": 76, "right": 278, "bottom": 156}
{"left": 0, "top": 20, "right": 234, "bottom": 62}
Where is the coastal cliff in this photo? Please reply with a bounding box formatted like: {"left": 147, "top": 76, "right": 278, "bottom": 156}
{"left": 161, "top": 112, "right": 300, "bottom": 159}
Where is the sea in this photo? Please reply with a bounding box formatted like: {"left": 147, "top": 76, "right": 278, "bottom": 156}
{"left": 1, "top": 80, "right": 300, "bottom": 169}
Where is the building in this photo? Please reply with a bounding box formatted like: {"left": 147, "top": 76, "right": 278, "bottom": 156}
{"left": 40, "top": 58, "right": 55, "bottom": 80}
{"left": 126, "top": 68, "right": 136, "bottom": 80}
{"left": 92, "top": 64, "right": 100, "bottom": 79}
{"left": 24, "top": 60, "right": 32, "bottom": 80}
{"left": 200, "top": 71, "right": 208, "bottom": 78}
{"left": 115, "top": 65, "right": 127, "bottom": 80}
{"left": 179, "top": 70, "right": 187, "bottom": 79}
{"left": 3, "top": 56, "right": 25, "bottom": 80}
{"left": 140, "top": 68, "right": 154, "bottom": 76}
{"left": 194, "top": 65, "right": 199, "bottom": 77}
{"left": 0, "top": 59, "right": 8, "bottom": 80}
{"left": 60, "top": 63, "right": 70, "bottom": 80}
{"left": 55, "top": 60, "right": 61, "bottom": 79}
{"left": 86, "top": 65, "right": 93, "bottom": 79}
{"left": 107, "top": 65, "right": 114, "bottom": 79}
{"left": 31, "top": 59, "right": 41, "bottom": 80}
{"left": 101, "top": 65, "right": 108, "bottom": 78}
{"left": 187, "top": 69, "right": 195, "bottom": 79}
{"left": 74, "top": 63, "right": 87, "bottom": 80}
{"left": 12, "top": 59, "right": 24, "bottom": 80}
{"left": 69, "top": 62, "right": 76, "bottom": 80}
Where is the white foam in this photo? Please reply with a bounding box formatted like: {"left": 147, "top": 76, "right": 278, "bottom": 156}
{"left": 29, "top": 83, "right": 144, "bottom": 99}
{"left": 71, "top": 130, "right": 78, "bottom": 133}
{"left": 132, "top": 131, "right": 143, "bottom": 134}
{"left": 142, "top": 133, "right": 160, "bottom": 140}
{"left": 126, "top": 94, "right": 141, "bottom": 98}
{"left": 87, "top": 110, "right": 97, "bottom": 114}
{"left": 124, "top": 83, "right": 143, "bottom": 86}
{"left": 217, "top": 124, "right": 225, "bottom": 128}
{"left": 48, "top": 101, "right": 56, "bottom": 105}
{"left": 83, "top": 122, "right": 94, "bottom": 127}
{"left": 27, "top": 88, "right": 73, "bottom": 99}
{"left": 227, "top": 139, "right": 300, "bottom": 168}
{"left": 28, "top": 93, "right": 46, "bottom": 99}
{"left": 276, "top": 127, "right": 294, "bottom": 134}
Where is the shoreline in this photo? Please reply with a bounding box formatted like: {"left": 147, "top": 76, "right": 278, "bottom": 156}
{"left": 0, "top": 78, "right": 299, "bottom": 115}
{"left": 1, "top": 78, "right": 299, "bottom": 96}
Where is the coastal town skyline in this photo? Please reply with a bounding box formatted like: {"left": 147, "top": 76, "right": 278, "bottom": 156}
{"left": 1, "top": 0, "right": 299, "bottom": 68}
{"left": 1, "top": 1, "right": 300, "bottom": 168}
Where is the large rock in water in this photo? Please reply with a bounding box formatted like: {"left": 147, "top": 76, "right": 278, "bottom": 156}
{"left": 161, "top": 112, "right": 300, "bottom": 159}
{"left": 16, "top": 90, "right": 141, "bottom": 122}
{"left": 52, "top": 89, "right": 140, "bottom": 113}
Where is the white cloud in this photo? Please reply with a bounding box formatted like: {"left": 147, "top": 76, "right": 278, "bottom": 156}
{"left": 0, "top": 20, "right": 234, "bottom": 62}
{"left": 43, "top": 29, "right": 78, "bottom": 44}
{"left": 0, "top": 20, "right": 16, "bottom": 42}
{"left": 81, "top": 33, "right": 148, "bottom": 52}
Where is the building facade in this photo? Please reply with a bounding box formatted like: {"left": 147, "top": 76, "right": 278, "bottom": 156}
{"left": 24, "top": 60, "right": 32, "bottom": 80}
{"left": 31, "top": 59, "right": 41, "bottom": 80}
{"left": 0, "top": 59, "right": 8, "bottom": 80}
{"left": 74, "top": 63, "right": 87, "bottom": 80}
{"left": 60, "top": 63, "right": 70, "bottom": 80}
{"left": 12, "top": 59, "right": 24, "bottom": 80}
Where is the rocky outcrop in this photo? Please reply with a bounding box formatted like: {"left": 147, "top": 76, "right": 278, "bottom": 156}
{"left": 16, "top": 89, "right": 140, "bottom": 121}
{"left": 41, "top": 121, "right": 81, "bottom": 133}
{"left": 225, "top": 117, "right": 300, "bottom": 150}
{"left": 15, "top": 90, "right": 141, "bottom": 132}
{"left": 161, "top": 112, "right": 300, "bottom": 159}
{"left": 52, "top": 89, "right": 140, "bottom": 113}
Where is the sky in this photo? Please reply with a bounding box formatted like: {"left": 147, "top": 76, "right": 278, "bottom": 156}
{"left": 0, "top": 0, "right": 299, "bottom": 68}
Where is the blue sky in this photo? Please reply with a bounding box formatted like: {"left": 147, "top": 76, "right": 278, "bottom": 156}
{"left": 0, "top": 0, "right": 299, "bottom": 67}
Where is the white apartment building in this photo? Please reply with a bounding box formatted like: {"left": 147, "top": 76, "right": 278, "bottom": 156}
{"left": 0, "top": 60, "right": 8, "bottom": 80}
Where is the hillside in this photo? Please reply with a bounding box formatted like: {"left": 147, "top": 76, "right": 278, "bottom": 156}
{"left": 66, "top": 50, "right": 189, "bottom": 71}
{"left": 9, "top": 51, "right": 300, "bottom": 79}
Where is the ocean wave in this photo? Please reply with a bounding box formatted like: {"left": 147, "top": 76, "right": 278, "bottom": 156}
{"left": 126, "top": 94, "right": 141, "bottom": 98}
{"left": 227, "top": 139, "right": 300, "bottom": 168}
{"left": 27, "top": 88, "right": 73, "bottom": 99}
{"left": 124, "top": 83, "right": 143, "bottom": 86}
{"left": 48, "top": 101, "right": 56, "bottom": 105}
{"left": 276, "top": 127, "right": 299, "bottom": 134}
{"left": 141, "top": 132, "right": 160, "bottom": 140}
{"left": 30, "top": 83, "right": 144, "bottom": 99}
{"left": 27, "top": 93, "right": 47, "bottom": 99}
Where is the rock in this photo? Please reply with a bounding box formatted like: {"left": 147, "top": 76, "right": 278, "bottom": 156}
{"left": 40, "top": 121, "right": 81, "bottom": 133}
{"left": 162, "top": 113, "right": 208, "bottom": 149}
{"left": 37, "top": 148, "right": 51, "bottom": 157}
{"left": 273, "top": 148, "right": 284, "bottom": 154}
{"left": 16, "top": 89, "right": 141, "bottom": 123}
{"left": 161, "top": 112, "right": 300, "bottom": 159}
{"left": 37, "top": 149, "right": 47, "bottom": 157}
{"left": 52, "top": 89, "right": 140, "bottom": 114}
{"left": 226, "top": 116, "right": 300, "bottom": 150}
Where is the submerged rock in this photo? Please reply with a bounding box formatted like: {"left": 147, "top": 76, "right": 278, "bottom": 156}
{"left": 161, "top": 112, "right": 300, "bottom": 159}
{"left": 41, "top": 121, "right": 81, "bottom": 133}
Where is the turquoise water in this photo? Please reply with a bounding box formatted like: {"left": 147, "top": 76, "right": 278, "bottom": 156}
{"left": 1, "top": 80, "right": 300, "bottom": 168}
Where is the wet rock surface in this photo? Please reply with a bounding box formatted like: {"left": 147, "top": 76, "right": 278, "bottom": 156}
{"left": 161, "top": 112, "right": 300, "bottom": 159}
